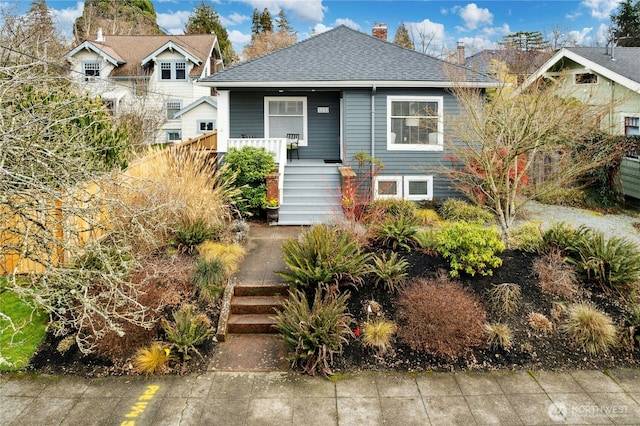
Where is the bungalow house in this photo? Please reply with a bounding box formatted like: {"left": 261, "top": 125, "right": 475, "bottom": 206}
{"left": 65, "top": 31, "right": 223, "bottom": 144}
{"left": 197, "top": 25, "right": 498, "bottom": 225}
{"left": 519, "top": 46, "right": 640, "bottom": 199}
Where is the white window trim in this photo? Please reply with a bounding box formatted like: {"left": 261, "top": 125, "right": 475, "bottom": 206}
{"left": 165, "top": 100, "right": 182, "bottom": 120}
{"left": 264, "top": 96, "right": 308, "bottom": 146}
{"left": 404, "top": 175, "right": 434, "bottom": 201}
{"left": 82, "top": 60, "right": 101, "bottom": 82}
{"left": 622, "top": 112, "right": 640, "bottom": 136}
{"left": 387, "top": 95, "right": 444, "bottom": 152}
{"left": 158, "top": 60, "right": 188, "bottom": 81}
{"left": 197, "top": 120, "right": 216, "bottom": 134}
{"left": 374, "top": 176, "right": 403, "bottom": 199}
{"left": 165, "top": 129, "right": 182, "bottom": 143}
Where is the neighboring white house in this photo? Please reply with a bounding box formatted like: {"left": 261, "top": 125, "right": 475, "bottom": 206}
{"left": 65, "top": 30, "right": 222, "bottom": 144}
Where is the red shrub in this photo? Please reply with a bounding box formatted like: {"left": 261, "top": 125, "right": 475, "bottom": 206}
{"left": 396, "top": 273, "right": 486, "bottom": 360}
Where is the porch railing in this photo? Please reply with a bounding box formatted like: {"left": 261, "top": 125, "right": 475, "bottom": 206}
{"left": 227, "top": 138, "right": 287, "bottom": 202}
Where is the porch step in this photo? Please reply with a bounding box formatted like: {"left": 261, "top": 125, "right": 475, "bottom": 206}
{"left": 234, "top": 283, "right": 289, "bottom": 297}
{"left": 279, "top": 162, "right": 342, "bottom": 225}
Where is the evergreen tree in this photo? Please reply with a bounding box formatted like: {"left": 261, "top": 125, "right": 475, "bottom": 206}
{"left": 260, "top": 8, "right": 273, "bottom": 33}
{"left": 611, "top": 0, "right": 640, "bottom": 46}
{"left": 276, "top": 10, "right": 296, "bottom": 35}
{"left": 393, "top": 22, "right": 414, "bottom": 50}
{"left": 185, "top": 1, "right": 236, "bottom": 67}
{"left": 251, "top": 8, "right": 262, "bottom": 34}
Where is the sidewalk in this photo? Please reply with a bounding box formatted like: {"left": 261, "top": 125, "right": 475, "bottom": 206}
{"left": 2, "top": 223, "right": 640, "bottom": 425}
{"left": 2, "top": 369, "right": 640, "bottom": 425}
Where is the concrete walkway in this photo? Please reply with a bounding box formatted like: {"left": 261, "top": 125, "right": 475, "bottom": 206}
{"left": 2, "top": 369, "right": 640, "bottom": 425}
{"left": 2, "top": 222, "right": 640, "bottom": 425}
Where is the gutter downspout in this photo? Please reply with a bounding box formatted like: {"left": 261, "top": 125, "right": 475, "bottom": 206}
{"left": 371, "top": 84, "right": 376, "bottom": 198}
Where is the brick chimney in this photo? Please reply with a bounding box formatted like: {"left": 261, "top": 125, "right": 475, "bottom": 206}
{"left": 372, "top": 23, "right": 387, "bottom": 41}
{"left": 457, "top": 41, "right": 465, "bottom": 64}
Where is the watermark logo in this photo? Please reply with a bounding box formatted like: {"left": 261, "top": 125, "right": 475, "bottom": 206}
{"left": 547, "top": 402, "right": 568, "bottom": 422}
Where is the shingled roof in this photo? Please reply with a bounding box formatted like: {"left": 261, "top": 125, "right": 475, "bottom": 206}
{"left": 67, "top": 34, "right": 217, "bottom": 78}
{"left": 521, "top": 46, "right": 640, "bottom": 94}
{"left": 199, "top": 26, "right": 496, "bottom": 88}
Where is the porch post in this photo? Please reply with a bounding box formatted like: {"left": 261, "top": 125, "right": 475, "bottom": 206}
{"left": 217, "top": 90, "right": 230, "bottom": 153}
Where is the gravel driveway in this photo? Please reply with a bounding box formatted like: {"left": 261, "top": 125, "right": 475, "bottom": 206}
{"left": 521, "top": 201, "right": 640, "bottom": 248}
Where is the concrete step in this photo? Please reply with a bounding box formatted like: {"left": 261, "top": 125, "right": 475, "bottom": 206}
{"left": 234, "top": 283, "right": 289, "bottom": 297}
{"left": 227, "top": 314, "right": 278, "bottom": 334}
{"left": 230, "top": 295, "right": 288, "bottom": 314}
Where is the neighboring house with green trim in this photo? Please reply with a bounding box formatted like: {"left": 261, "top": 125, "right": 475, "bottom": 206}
{"left": 197, "top": 25, "right": 498, "bottom": 223}
{"left": 520, "top": 46, "right": 640, "bottom": 199}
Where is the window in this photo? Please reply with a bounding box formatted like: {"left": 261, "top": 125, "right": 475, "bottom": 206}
{"left": 133, "top": 78, "right": 148, "bottom": 96}
{"left": 575, "top": 73, "right": 597, "bottom": 84}
{"left": 264, "top": 97, "right": 307, "bottom": 145}
{"left": 625, "top": 116, "right": 639, "bottom": 136}
{"left": 166, "top": 100, "right": 182, "bottom": 120}
{"left": 166, "top": 130, "right": 181, "bottom": 143}
{"left": 159, "top": 60, "right": 187, "bottom": 81}
{"left": 197, "top": 120, "right": 215, "bottom": 133}
{"left": 404, "top": 176, "right": 433, "bottom": 200}
{"left": 374, "top": 176, "right": 402, "bottom": 199}
{"left": 83, "top": 61, "right": 100, "bottom": 81}
{"left": 387, "top": 96, "right": 443, "bottom": 151}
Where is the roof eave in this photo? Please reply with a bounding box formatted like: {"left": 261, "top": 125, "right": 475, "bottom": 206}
{"left": 65, "top": 42, "right": 120, "bottom": 67}
{"left": 141, "top": 41, "right": 202, "bottom": 67}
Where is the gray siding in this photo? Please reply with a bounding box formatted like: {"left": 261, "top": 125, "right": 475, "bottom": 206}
{"left": 342, "top": 88, "right": 462, "bottom": 200}
{"left": 229, "top": 91, "right": 340, "bottom": 160}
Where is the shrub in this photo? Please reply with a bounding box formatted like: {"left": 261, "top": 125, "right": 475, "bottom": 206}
{"left": 532, "top": 249, "right": 580, "bottom": 300}
{"left": 367, "top": 198, "right": 416, "bottom": 220}
{"left": 437, "top": 221, "right": 505, "bottom": 277}
{"left": 413, "top": 228, "right": 440, "bottom": 254}
{"left": 361, "top": 318, "right": 397, "bottom": 354}
{"left": 368, "top": 252, "right": 408, "bottom": 292}
{"left": 563, "top": 302, "right": 618, "bottom": 355}
{"left": 134, "top": 343, "right": 171, "bottom": 375}
{"left": 193, "top": 258, "right": 226, "bottom": 304}
{"left": 566, "top": 227, "right": 640, "bottom": 292}
{"left": 414, "top": 208, "right": 441, "bottom": 227}
{"left": 438, "top": 199, "right": 494, "bottom": 224}
{"left": 534, "top": 187, "right": 586, "bottom": 207}
{"left": 278, "top": 224, "right": 372, "bottom": 290}
{"left": 174, "top": 219, "right": 220, "bottom": 254}
{"left": 487, "top": 283, "right": 521, "bottom": 317}
{"left": 273, "top": 288, "right": 354, "bottom": 376}
{"left": 397, "top": 274, "right": 486, "bottom": 360}
{"left": 509, "top": 221, "right": 543, "bottom": 253}
{"left": 197, "top": 241, "right": 246, "bottom": 277}
{"left": 374, "top": 214, "right": 420, "bottom": 251}
{"left": 161, "top": 304, "right": 213, "bottom": 360}
{"left": 484, "top": 323, "right": 513, "bottom": 350}
{"left": 222, "top": 146, "right": 276, "bottom": 217}
{"left": 541, "top": 222, "right": 581, "bottom": 254}
{"left": 527, "top": 312, "right": 554, "bottom": 333}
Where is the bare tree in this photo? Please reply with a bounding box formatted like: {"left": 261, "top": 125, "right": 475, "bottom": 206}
{"left": 242, "top": 31, "right": 296, "bottom": 60}
{"left": 443, "top": 77, "right": 623, "bottom": 245}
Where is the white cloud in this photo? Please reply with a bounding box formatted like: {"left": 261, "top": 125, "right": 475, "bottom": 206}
{"left": 228, "top": 29, "right": 252, "bottom": 45}
{"left": 596, "top": 23, "right": 612, "bottom": 44}
{"left": 312, "top": 23, "right": 332, "bottom": 35}
{"left": 406, "top": 19, "right": 448, "bottom": 56}
{"left": 223, "top": 12, "right": 249, "bottom": 27}
{"left": 567, "top": 27, "right": 594, "bottom": 45}
{"left": 581, "top": 0, "right": 621, "bottom": 20}
{"left": 50, "top": 1, "right": 84, "bottom": 37}
{"left": 239, "top": 0, "right": 326, "bottom": 23}
{"left": 458, "top": 3, "right": 493, "bottom": 30}
{"left": 482, "top": 23, "right": 511, "bottom": 38}
{"left": 334, "top": 18, "right": 360, "bottom": 31}
{"left": 457, "top": 35, "right": 498, "bottom": 54}
{"left": 157, "top": 10, "right": 191, "bottom": 34}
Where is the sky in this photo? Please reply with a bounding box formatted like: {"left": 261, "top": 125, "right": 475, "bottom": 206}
{"left": 7, "top": 0, "right": 627, "bottom": 58}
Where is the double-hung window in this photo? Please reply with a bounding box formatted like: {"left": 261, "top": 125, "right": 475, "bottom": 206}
{"left": 159, "top": 60, "right": 187, "bottom": 81}
{"left": 264, "top": 97, "right": 306, "bottom": 145}
{"left": 387, "top": 96, "right": 443, "bottom": 151}
{"left": 83, "top": 61, "right": 101, "bottom": 82}
{"left": 625, "top": 116, "right": 639, "bottom": 136}
{"left": 166, "top": 100, "right": 182, "bottom": 120}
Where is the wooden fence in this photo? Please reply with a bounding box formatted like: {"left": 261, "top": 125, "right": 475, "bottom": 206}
{"left": 0, "top": 132, "right": 218, "bottom": 275}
